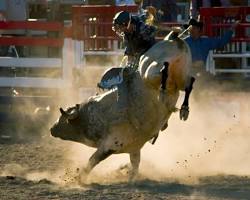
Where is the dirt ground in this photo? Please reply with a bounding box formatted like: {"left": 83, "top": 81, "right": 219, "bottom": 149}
{"left": 1, "top": 137, "right": 250, "bottom": 200}
{"left": 1, "top": 118, "right": 250, "bottom": 199}
{"left": 1, "top": 84, "right": 250, "bottom": 200}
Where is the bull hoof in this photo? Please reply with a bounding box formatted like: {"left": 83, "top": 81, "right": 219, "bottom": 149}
{"left": 128, "top": 169, "right": 138, "bottom": 182}
{"left": 117, "top": 164, "right": 138, "bottom": 182}
{"left": 180, "top": 105, "right": 189, "bottom": 121}
{"left": 77, "top": 168, "right": 89, "bottom": 185}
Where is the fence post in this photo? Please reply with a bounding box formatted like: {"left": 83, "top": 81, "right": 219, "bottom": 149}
{"left": 74, "top": 40, "right": 84, "bottom": 68}
{"left": 62, "top": 38, "right": 74, "bottom": 87}
{"left": 206, "top": 51, "right": 211, "bottom": 72}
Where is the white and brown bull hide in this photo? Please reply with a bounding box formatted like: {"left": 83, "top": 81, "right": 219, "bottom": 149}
{"left": 50, "top": 37, "right": 192, "bottom": 182}
{"left": 140, "top": 36, "right": 191, "bottom": 95}
{"left": 139, "top": 36, "right": 193, "bottom": 122}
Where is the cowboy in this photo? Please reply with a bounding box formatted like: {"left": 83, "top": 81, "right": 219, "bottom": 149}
{"left": 184, "top": 18, "right": 236, "bottom": 78}
{"left": 112, "top": 10, "right": 156, "bottom": 67}
{"left": 98, "top": 11, "right": 156, "bottom": 128}
{"left": 98, "top": 11, "right": 157, "bottom": 91}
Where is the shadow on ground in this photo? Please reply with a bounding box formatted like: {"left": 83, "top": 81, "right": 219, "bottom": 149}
{"left": 1, "top": 175, "right": 250, "bottom": 200}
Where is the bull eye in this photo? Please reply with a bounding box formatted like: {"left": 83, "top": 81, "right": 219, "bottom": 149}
{"left": 67, "top": 118, "right": 74, "bottom": 124}
{"left": 67, "top": 117, "right": 79, "bottom": 124}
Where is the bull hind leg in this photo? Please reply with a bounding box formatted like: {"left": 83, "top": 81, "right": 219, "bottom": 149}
{"left": 160, "top": 62, "right": 169, "bottom": 90}
{"left": 78, "top": 149, "right": 115, "bottom": 183}
{"left": 159, "top": 62, "right": 169, "bottom": 130}
{"left": 159, "top": 62, "right": 169, "bottom": 102}
{"left": 180, "top": 77, "right": 195, "bottom": 121}
{"left": 129, "top": 151, "right": 141, "bottom": 181}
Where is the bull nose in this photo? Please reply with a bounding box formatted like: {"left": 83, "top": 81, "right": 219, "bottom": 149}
{"left": 50, "top": 127, "right": 56, "bottom": 136}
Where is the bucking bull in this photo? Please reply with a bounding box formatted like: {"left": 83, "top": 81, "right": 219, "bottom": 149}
{"left": 50, "top": 33, "right": 195, "bottom": 181}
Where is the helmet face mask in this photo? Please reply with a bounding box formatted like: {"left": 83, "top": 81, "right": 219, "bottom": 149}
{"left": 112, "top": 23, "right": 127, "bottom": 37}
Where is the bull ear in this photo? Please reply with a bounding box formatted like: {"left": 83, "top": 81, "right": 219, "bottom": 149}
{"left": 60, "top": 108, "right": 67, "bottom": 116}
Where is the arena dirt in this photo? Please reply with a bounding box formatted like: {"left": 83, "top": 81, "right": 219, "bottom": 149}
{"left": 0, "top": 74, "right": 250, "bottom": 199}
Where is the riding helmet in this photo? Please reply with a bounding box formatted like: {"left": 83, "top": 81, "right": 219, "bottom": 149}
{"left": 113, "top": 11, "right": 131, "bottom": 26}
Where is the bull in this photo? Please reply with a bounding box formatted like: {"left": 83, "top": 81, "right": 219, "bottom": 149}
{"left": 50, "top": 34, "right": 195, "bottom": 181}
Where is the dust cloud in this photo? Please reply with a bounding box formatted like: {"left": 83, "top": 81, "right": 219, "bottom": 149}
{"left": 0, "top": 55, "right": 116, "bottom": 185}
{"left": 2, "top": 55, "right": 249, "bottom": 186}
{"left": 140, "top": 90, "right": 250, "bottom": 182}
{"left": 62, "top": 82, "right": 250, "bottom": 184}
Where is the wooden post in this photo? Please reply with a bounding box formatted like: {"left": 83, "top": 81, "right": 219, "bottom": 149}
{"left": 62, "top": 38, "right": 74, "bottom": 87}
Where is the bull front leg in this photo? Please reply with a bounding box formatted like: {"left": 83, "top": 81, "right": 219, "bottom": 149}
{"left": 180, "top": 76, "right": 195, "bottom": 121}
{"left": 129, "top": 150, "right": 141, "bottom": 181}
{"left": 78, "top": 149, "right": 115, "bottom": 183}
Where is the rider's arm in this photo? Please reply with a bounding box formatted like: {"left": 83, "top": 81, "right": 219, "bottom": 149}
{"left": 124, "top": 40, "right": 133, "bottom": 56}
{"left": 123, "top": 37, "right": 135, "bottom": 65}
{"left": 138, "top": 22, "right": 157, "bottom": 42}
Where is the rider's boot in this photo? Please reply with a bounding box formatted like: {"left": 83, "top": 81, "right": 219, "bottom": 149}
{"left": 112, "top": 73, "right": 130, "bottom": 125}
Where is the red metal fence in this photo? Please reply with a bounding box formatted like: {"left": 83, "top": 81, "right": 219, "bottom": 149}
{"left": 72, "top": 5, "right": 138, "bottom": 51}
{"left": 0, "top": 20, "right": 76, "bottom": 125}
{"left": 200, "top": 7, "right": 250, "bottom": 74}
{"left": 200, "top": 7, "right": 250, "bottom": 46}
{"left": 0, "top": 21, "right": 73, "bottom": 89}
{"left": 0, "top": 21, "right": 64, "bottom": 47}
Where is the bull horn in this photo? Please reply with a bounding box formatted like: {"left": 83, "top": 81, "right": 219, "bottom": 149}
{"left": 60, "top": 108, "right": 68, "bottom": 116}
